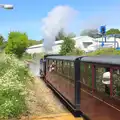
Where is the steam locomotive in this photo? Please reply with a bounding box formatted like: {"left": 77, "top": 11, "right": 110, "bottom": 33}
{"left": 40, "top": 54, "right": 120, "bottom": 120}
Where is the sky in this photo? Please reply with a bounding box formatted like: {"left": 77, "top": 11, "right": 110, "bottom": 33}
{"left": 0, "top": 0, "right": 120, "bottom": 40}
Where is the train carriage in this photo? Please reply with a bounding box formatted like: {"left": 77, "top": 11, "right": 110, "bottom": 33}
{"left": 41, "top": 54, "right": 120, "bottom": 120}
{"left": 80, "top": 56, "right": 120, "bottom": 120}
{"left": 44, "top": 55, "right": 83, "bottom": 116}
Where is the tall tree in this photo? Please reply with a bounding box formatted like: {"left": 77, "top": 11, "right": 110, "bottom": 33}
{"left": 68, "top": 32, "right": 76, "bottom": 38}
{"left": 55, "top": 29, "right": 66, "bottom": 40}
{"left": 0, "top": 35, "right": 4, "bottom": 46}
{"left": 106, "top": 28, "right": 120, "bottom": 35}
{"left": 56, "top": 28, "right": 76, "bottom": 40}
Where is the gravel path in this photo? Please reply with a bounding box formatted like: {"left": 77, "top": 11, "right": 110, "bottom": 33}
{"left": 26, "top": 77, "right": 68, "bottom": 116}
{"left": 25, "top": 60, "right": 68, "bottom": 116}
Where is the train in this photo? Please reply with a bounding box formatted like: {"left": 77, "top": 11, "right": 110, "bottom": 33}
{"left": 40, "top": 54, "right": 120, "bottom": 120}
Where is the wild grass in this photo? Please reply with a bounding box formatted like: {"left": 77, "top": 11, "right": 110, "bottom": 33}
{"left": 0, "top": 53, "right": 34, "bottom": 119}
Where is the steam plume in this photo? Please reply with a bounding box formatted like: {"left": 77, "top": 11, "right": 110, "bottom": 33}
{"left": 41, "top": 5, "right": 78, "bottom": 53}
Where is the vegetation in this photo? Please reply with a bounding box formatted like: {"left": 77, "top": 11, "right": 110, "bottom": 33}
{"left": 5, "top": 32, "right": 29, "bottom": 58}
{"left": 0, "top": 53, "right": 33, "bottom": 119}
{"left": 56, "top": 28, "right": 76, "bottom": 41}
{"left": 66, "top": 47, "right": 120, "bottom": 56}
{"left": 59, "top": 37, "right": 75, "bottom": 55}
{"left": 87, "top": 48, "right": 120, "bottom": 56}
{"left": 21, "top": 52, "right": 33, "bottom": 61}
{"left": 0, "top": 35, "right": 4, "bottom": 46}
{"left": 80, "top": 28, "right": 120, "bottom": 38}
{"left": 106, "top": 28, "right": 120, "bottom": 35}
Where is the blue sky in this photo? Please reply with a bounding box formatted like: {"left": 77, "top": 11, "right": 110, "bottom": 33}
{"left": 0, "top": 0, "right": 120, "bottom": 40}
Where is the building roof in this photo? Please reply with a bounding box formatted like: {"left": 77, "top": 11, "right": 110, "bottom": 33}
{"left": 28, "top": 44, "right": 43, "bottom": 49}
{"left": 81, "top": 55, "right": 120, "bottom": 65}
{"left": 73, "top": 36, "right": 94, "bottom": 42}
{"left": 46, "top": 56, "right": 85, "bottom": 61}
{"left": 28, "top": 40, "right": 64, "bottom": 49}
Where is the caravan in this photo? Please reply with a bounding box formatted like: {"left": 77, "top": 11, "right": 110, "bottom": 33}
{"left": 73, "top": 36, "right": 98, "bottom": 52}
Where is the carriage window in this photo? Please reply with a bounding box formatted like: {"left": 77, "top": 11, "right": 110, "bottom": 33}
{"left": 56, "top": 60, "right": 60, "bottom": 73}
{"left": 63, "top": 61, "right": 69, "bottom": 77}
{"left": 80, "top": 63, "right": 92, "bottom": 88}
{"left": 69, "top": 62, "right": 75, "bottom": 81}
{"left": 49, "top": 59, "right": 53, "bottom": 65}
{"left": 53, "top": 60, "right": 57, "bottom": 72}
{"left": 95, "top": 67, "right": 106, "bottom": 93}
{"left": 112, "top": 69, "right": 120, "bottom": 99}
{"left": 95, "top": 66, "right": 112, "bottom": 95}
{"left": 67, "top": 62, "right": 71, "bottom": 79}
{"left": 59, "top": 61, "right": 62, "bottom": 73}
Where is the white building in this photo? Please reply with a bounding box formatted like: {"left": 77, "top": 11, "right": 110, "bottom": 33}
{"left": 26, "top": 36, "right": 106, "bottom": 54}
{"left": 26, "top": 40, "right": 64, "bottom": 54}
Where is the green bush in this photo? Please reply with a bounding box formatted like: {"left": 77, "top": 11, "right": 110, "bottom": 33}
{"left": 68, "top": 48, "right": 120, "bottom": 56}
{"left": 21, "top": 52, "right": 33, "bottom": 61}
{"left": 59, "top": 37, "right": 75, "bottom": 55}
{"left": 5, "top": 32, "right": 28, "bottom": 58}
{"left": 87, "top": 48, "right": 120, "bottom": 56}
{"left": 0, "top": 53, "right": 33, "bottom": 119}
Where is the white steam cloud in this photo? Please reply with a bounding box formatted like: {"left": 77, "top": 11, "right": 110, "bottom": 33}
{"left": 41, "top": 5, "right": 78, "bottom": 53}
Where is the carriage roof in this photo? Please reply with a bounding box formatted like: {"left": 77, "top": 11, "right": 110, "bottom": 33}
{"left": 46, "top": 56, "right": 85, "bottom": 61}
{"left": 81, "top": 55, "right": 120, "bottom": 65}
{"left": 46, "top": 55, "right": 120, "bottom": 65}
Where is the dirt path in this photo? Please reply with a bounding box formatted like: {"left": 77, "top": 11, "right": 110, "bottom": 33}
{"left": 19, "top": 77, "right": 83, "bottom": 120}
{"left": 25, "top": 77, "right": 68, "bottom": 116}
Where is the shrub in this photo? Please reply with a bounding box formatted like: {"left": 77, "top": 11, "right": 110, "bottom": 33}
{"left": 5, "top": 32, "right": 28, "bottom": 58}
{"left": 87, "top": 48, "right": 120, "bottom": 56}
{"left": 21, "top": 52, "right": 33, "bottom": 61}
{"left": 59, "top": 37, "right": 75, "bottom": 55}
{"left": 0, "top": 53, "right": 33, "bottom": 119}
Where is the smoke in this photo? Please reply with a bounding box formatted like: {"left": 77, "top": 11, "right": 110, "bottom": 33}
{"left": 41, "top": 5, "right": 78, "bottom": 53}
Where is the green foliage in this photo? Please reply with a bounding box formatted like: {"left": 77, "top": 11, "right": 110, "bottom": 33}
{"left": 35, "top": 52, "right": 45, "bottom": 58}
{"left": 0, "top": 53, "right": 33, "bottom": 119}
{"left": 67, "top": 32, "right": 76, "bottom": 38}
{"left": 67, "top": 47, "right": 120, "bottom": 56}
{"left": 106, "top": 28, "right": 120, "bottom": 35}
{"left": 0, "top": 35, "right": 6, "bottom": 51}
{"left": 59, "top": 37, "right": 75, "bottom": 55}
{"left": 55, "top": 29, "right": 66, "bottom": 40}
{"left": 55, "top": 28, "right": 76, "bottom": 40}
{"left": 67, "top": 48, "right": 85, "bottom": 55}
{"left": 21, "top": 52, "right": 33, "bottom": 61}
{"left": 87, "top": 48, "right": 120, "bottom": 56}
{"left": 0, "top": 35, "right": 4, "bottom": 46}
{"left": 0, "top": 41, "right": 7, "bottom": 50}
{"left": 5, "top": 32, "right": 28, "bottom": 58}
